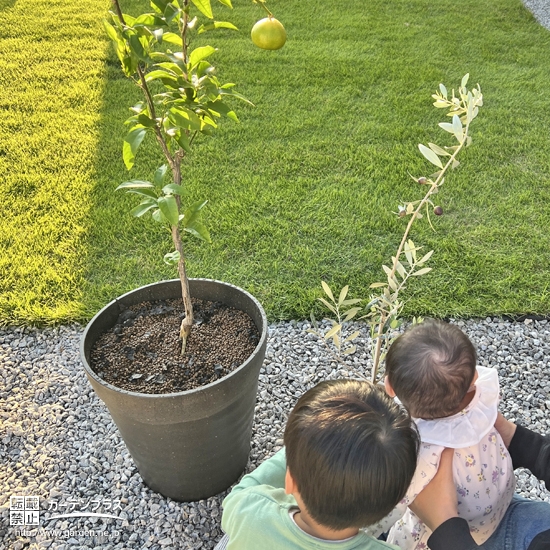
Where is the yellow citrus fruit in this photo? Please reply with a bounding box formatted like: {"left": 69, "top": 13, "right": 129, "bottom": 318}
{"left": 251, "top": 17, "right": 286, "bottom": 50}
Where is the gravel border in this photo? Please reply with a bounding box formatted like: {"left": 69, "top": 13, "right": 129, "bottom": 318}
{"left": 2, "top": 316, "right": 550, "bottom": 549}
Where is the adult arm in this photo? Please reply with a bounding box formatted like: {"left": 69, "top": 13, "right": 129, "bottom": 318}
{"left": 496, "top": 413, "right": 550, "bottom": 488}
{"left": 408, "top": 448, "right": 480, "bottom": 550}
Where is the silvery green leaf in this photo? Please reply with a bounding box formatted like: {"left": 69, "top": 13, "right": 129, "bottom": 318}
{"left": 343, "top": 307, "right": 361, "bottom": 322}
{"left": 338, "top": 285, "right": 349, "bottom": 306}
{"left": 439, "top": 83, "right": 448, "bottom": 99}
{"left": 461, "top": 73, "right": 470, "bottom": 88}
{"left": 439, "top": 122, "right": 455, "bottom": 134}
{"left": 412, "top": 267, "right": 432, "bottom": 276}
{"left": 428, "top": 142, "right": 451, "bottom": 157}
{"left": 344, "top": 330, "right": 361, "bottom": 343}
{"left": 417, "top": 249, "right": 434, "bottom": 265}
{"left": 325, "top": 324, "right": 341, "bottom": 340}
{"left": 419, "top": 144, "right": 443, "bottom": 168}
{"left": 452, "top": 115, "right": 463, "bottom": 142}
{"left": 321, "top": 281, "right": 335, "bottom": 302}
{"left": 395, "top": 262, "right": 406, "bottom": 278}
{"left": 341, "top": 298, "right": 362, "bottom": 306}
{"left": 369, "top": 282, "right": 386, "bottom": 289}
{"left": 343, "top": 345, "right": 357, "bottom": 355}
{"left": 318, "top": 297, "right": 337, "bottom": 315}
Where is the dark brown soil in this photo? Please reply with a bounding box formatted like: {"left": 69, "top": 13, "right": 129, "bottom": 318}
{"left": 89, "top": 298, "right": 260, "bottom": 394}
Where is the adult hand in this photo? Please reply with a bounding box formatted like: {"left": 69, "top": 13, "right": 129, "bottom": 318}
{"left": 494, "top": 412, "right": 517, "bottom": 448}
{"left": 409, "top": 447, "right": 457, "bottom": 532}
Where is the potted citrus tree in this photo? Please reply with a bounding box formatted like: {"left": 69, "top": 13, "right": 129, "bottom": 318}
{"left": 80, "top": 0, "right": 285, "bottom": 502}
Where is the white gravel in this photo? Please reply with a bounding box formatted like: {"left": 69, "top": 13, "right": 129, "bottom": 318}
{"left": 523, "top": 0, "right": 550, "bottom": 29}
{"left": 1, "top": 316, "right": 550, "bottom": 549}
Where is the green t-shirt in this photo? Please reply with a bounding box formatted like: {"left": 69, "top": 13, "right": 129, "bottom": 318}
{"left": 221, "top": 449, "right": 400, "bottom": 550}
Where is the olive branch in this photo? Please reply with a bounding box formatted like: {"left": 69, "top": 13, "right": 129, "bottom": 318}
{"left": 309, "top": 74, "right": 484, "bottom": 382}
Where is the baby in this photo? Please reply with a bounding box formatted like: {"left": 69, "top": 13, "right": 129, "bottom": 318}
{"left": 367, "top": 319, "right": 515, "bottom": 548}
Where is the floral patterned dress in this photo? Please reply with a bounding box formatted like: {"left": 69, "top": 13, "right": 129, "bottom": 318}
{"left": 366, "top": 366, "right": 515, "bottom": 549}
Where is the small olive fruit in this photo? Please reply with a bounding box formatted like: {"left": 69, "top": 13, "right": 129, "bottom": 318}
{"left": 251, "top": 17, "right": 287, "bottom": 50}
{"left": 417, "top": 177, "right": 427, "bottom": 185}
{"left": 434, "top": 206, "right": 443, "bottom": 216}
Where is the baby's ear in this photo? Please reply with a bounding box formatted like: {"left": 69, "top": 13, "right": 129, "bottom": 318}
{"left": 384, "top": 376, "right": 396, "bottom": 397}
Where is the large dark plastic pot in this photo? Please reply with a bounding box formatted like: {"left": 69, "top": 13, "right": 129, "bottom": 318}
{"left": 80, "top": 279, "right": 268, "bottom": 502}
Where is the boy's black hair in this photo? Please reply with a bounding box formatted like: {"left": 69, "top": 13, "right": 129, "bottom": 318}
{"left": 385, "top": 319, "right": 477, "bottom": 419}
{"left": 283, "top": 379, "right": 419, "bottom": 530}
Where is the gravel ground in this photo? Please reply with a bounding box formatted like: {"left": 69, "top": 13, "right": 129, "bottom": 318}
{"left": 2, "top": 316, "right": 550, "bottom": 549}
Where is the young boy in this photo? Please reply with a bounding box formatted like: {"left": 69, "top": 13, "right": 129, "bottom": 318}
{"left": 220, "top": 379, "right": 420, "bottom": 549}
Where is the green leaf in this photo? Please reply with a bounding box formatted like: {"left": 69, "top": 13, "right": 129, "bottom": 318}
{"left": 321, "top": 281, "right": 335, "bottom": 303}
{"left": 189, "top": 45, "right": 216, "bottom": 68}
{"left": 127, "top": 188, "right": 158, "bottom": 199}
{"left": 116, "top": 180, "right": 155, "bottom": 190}
{"left": 169, "top": 107, "right": 202, "bottom": 131}
{"left": 412, "top": 267, "right": 433, "bottom": 276}
{"left": 217, "top": 0, "right": 232, "bottom": 6}
{"left": 162, "top": 32, "right": 183, "bottom": 46}
{"left": 183, "top": 220, "right": 211, "bottom": 242}
{"left": 133, "top": 13, "right": 165, "bottom": 26}
{"left": 337, "top": 285, "right": 349, "bottom": 306}
{"left": 144, "top": 69, "right": 179, "bottom": 87}
{"left": 419, "top": 144, "right": 443, "bottom": 168}
{"left": 157, "top": 195, "right": 180, "bottom": 226}
{"left": 175, "top": 132, "right": 191, "bottom": 153}
{"left": 163, "top": 183, "right": 184, "bottom": 195}
{"left": 182, "top": 200, "right": 211, "bottom": 242}
{"left": 154, "top": 165, "right": 168, "bottom": 186}
{"left": 103, "top": 19, "right": 119, "bottom": 42}
{"left": 428, "top": 142, "right": 451, "bottom": 157}
{"left": 163, "top": 2, "right": 180, "bottom": 23}
{"left": 191, "top": 0, "right": 213, "bottom": 18}
{"left": 128, "top": 34, "right": 149, "bottom": 62}
{"left": 123, "top": 127, "right": 147, "bottom": 170}
{"left": 152, "top": 208, "right": 167, "bottom": 223}
{"left": 198, "top": 21, "right": 238, "bottom": 34}
{"left": 151, "top": 0, "right": 169, "bottom": 12}
{"left": 130, "top": 199, "right": 157, "bottom": 217}
{"left": 164, "top": 250, "right": 180, "bottom": 265}
{"left": 461, "top": 73, "right": 470, "bottom": 89}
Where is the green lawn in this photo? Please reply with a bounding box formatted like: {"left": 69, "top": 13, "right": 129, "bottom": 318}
{"left": 1, "top": 0, "right": 550, "bottom": 325}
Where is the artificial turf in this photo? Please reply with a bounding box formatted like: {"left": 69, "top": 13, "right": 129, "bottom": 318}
{"left": 1, "top": 0, "right": 550, "bottom": 325}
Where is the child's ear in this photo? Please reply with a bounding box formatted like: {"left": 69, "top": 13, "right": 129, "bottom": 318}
{"left": 285, "top": 468, "right": 297, "bottom": 495}
{"left": 384, "top": 376, "right": 396, "bottom": 397}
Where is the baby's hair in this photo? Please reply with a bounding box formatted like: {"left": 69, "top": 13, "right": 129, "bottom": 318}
{"left": 385, "top": 319, "right": 477, "bottom": 419}
{"left": 284, "top": 379, "right": 419, "bottom": 530}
